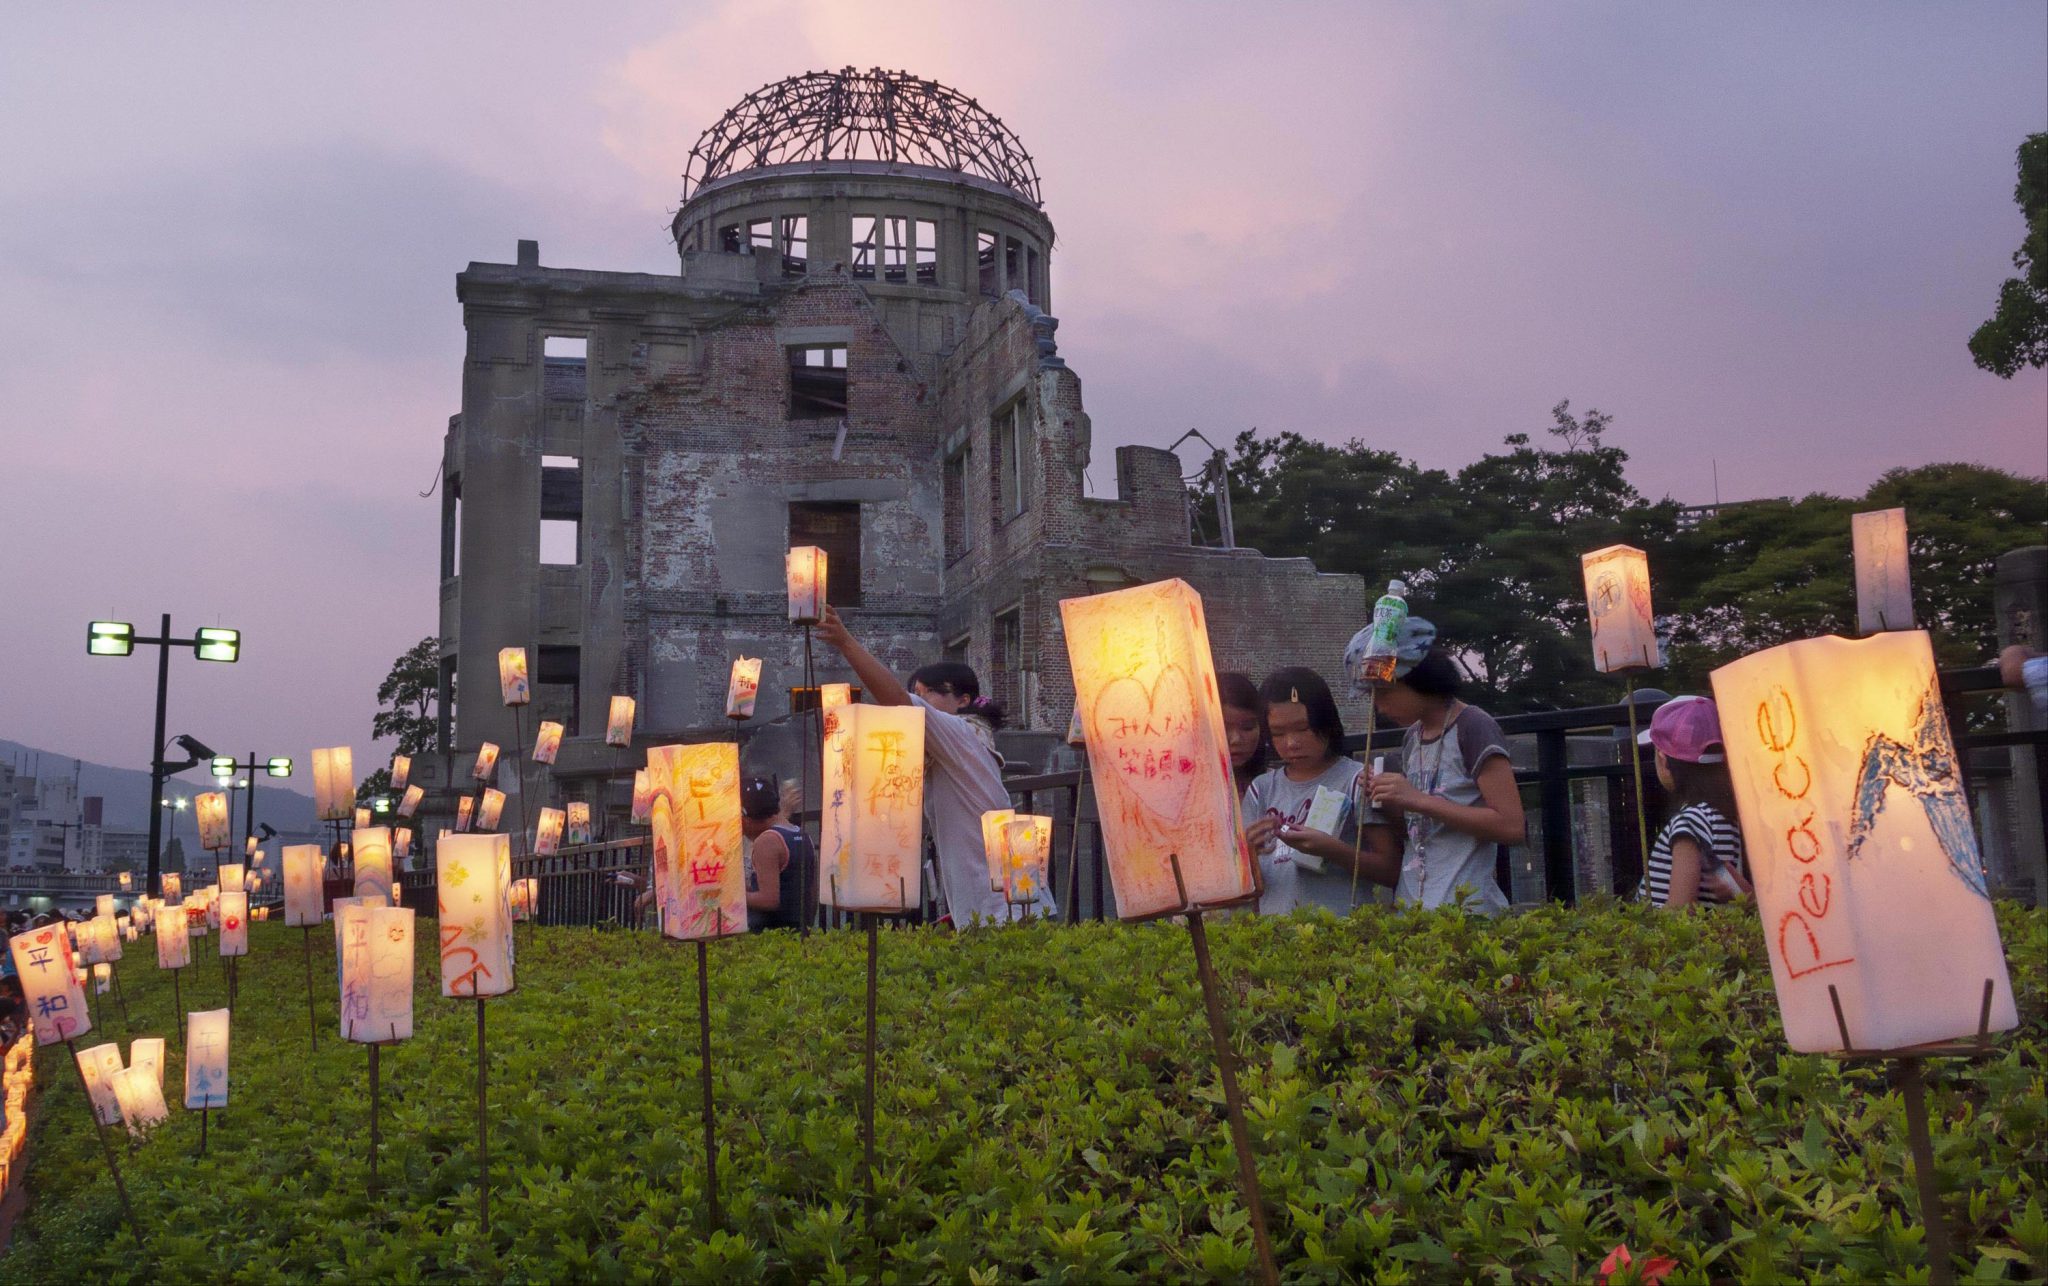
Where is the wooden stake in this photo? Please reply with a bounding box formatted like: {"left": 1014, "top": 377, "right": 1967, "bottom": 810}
{"left": 1624, "top": 677, "right": 1651, "bottom": 877}
{"left": 369, "top": 1042, "right": 382, "bottom": 1193}
{"left": 476, "top": 997, "right": 490, "bottom": 1238}
{"left": 863, "top": 912, "right": 878, "bottom": 1225}
{"left": 64, "top": 1039, "right": 142, "bottom": 1244}
{"left": 301, "top": 925, "right": 318, "bottom": 1051}
{"left": 696, "top": 938, "right": 719, "bottom": 1232}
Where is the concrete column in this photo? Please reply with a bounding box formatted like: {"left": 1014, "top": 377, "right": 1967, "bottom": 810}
{"left": 1995, "top": 545, "right": 2046, "bottom": 905}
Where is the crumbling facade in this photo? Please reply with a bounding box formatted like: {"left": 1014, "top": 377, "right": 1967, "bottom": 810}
{"left": 431, "top": 69, "right": 1367, "bottom": 821}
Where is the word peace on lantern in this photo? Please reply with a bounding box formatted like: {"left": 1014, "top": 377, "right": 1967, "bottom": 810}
{"left": 312, "top": 747, "right": 355, "bottom": 822}
{"left": 1060, "top": 578, "right": 1256, "bottom": 918}
{"left": 435, "top": 833, "right": 516, "bottom": 999}
{"left": 606, "top": 697, "right": 636, "bottom": 748}
{"left": 787, "top": 546, "right": 827, "bottom": 624}
{"left": 195, "top": 792, "right": 231, "bottom": 852}
{"left": 1711, "top": 630, "right": 2018, "bottom": 1052}
{"left": 339, "top": 901, "right": 415, "bottom": 1043}
{"left": 820, "top": 704, "right": 926, "bottom": 912}
{"left": 354, "top": 826, "right": 394, "bottom": 903}
{"left": 9, "top": 926, "right": 89, "bottom": 1043}
{"left": 726, "top": 656, "right": 762, "bottom": 719}
{"left": 646, "top": 741, "right": 747, "bottom": 940}
{"left": 533, "top": 721, "right": 564, "bottom": 765}
{"left": 498, "top": 647, "right": 531, "bottom": 707}
{"left": 282, "top": 844, "right": 325, "bottom": 928}
{"left": 1851, "top": 507, "right": 1914, "bottom": 634}
{"left": 1580, "top": 544, "right": 1657, "bottom": 674}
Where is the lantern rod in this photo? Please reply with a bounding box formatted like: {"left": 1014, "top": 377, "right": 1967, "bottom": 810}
{"left": 111, "top": 965, "right": 130, "bottom": 1028}
{"left": 1351, "top": 702, "right": 1378, "bottom": 911}
{"left": 1895, "top": 1060, "right": 1953, "bottom": 1286}
{"left": 1623, "top": 677, "right": 1651, "bottom": 880}
{"left": 863, "top": 911, "right": 878, "bottom": 1228}
{"left": 799, "top": 627, "right": 818, "bottom": 939}
{"left": 301, "top": 926, "right": 319, "bottom": 1051}
{"left": 1063, "top": 759, "right": 1089, "bottom": 925}
{"left": 476, "top": 996, "right": 490, "bottom": 1238}
{"left": 65, "top": 1037, "right": 143, "bottom": 1245}
{"left": 511, "top": 705, "right": 532, "bottom": 863}
{"left": 369, "top": 1042, "right": 381, "bottom": 1193}
{"left": 171, "top": 968, "right": 183, "bottom": 1052}
{"left": 696, "top": 937, "right": 720, "bottom": 1233}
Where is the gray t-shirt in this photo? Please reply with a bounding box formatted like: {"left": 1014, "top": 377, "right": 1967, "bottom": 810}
{"left": 1243, "top": 758, "right": 1376, "bottom": 914}
{"left": 910, "top": 695, "right": 1054, "bottom": 926}
{"left": 1396, "top": 705, "right": 1512, "bottom": 915}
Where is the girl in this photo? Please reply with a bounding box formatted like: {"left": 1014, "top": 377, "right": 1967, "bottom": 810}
{"left": 742, "top": 776, "right": 816, "bottom": 931}
{"left": 1364, "top": 628, "right": 1524, "bottom": 914}
{"left": 1241, "top": 667, "right": 1398, "bottom": 913}
{"left": 1639, "top": 696, "right": 1750, "bottom": 908}
{"left": 813, "top": 605, "right": 1052, "bottom": 926}
{"left": 1219, "top": 671, "right": 1270, "bottom": 797}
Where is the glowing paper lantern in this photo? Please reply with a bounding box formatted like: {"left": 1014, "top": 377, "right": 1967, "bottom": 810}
{"left": 354, "top": 806, "right": 372, "bottom": 831}
{"left": 95, "top": 894, "right": 114, "bottom": 917}
{"left": 787, "top": 545, "right": 827, "bottom": 624}
{"left": 473, "top": 743, "right": 500, "bottom": 781}
{"left": 498, "top": 646, "right": 531, "bottom": 706}
{"left": 630, "top": 769, "right": 653, "bottom": 824}
{"left": 1580, "top": 544, "right": 1658, "bottom": 673}
{"left": 1002, "top": 815, "right": 1054, "bottom": 903}
{"left": 119, "top": 871, "right": 131, "bottom": 891}
{"left": 130, "top": 1037, "right": 165, "bottom": 1089}
{"left": 566, "top": 801, "right": 592, "bottom": 845}
{"left": 455, "top": 796, "right": 475, "bottom": 832}
{"left": 113, "top": 1065, "right": 169, "bottom": 1137}
{"left": 393, "top": 827, "right": 413, "bottom": 860}
{"left": 96, "top": 917, "right": 122, "bottom": 962}
{"left": 312, "top": 747, "right": 355, "bottom": 822}
{"left": 819, "top": 704, "right": 926, "bottom": 912}
{"left": 1710, "top": 630, "right": 2019, "bottom": 1052}
{"left": 185, "top": 1009, "right": 230, "bottom": 1109}
{"left": 605, "top": 697, "right": 635, "bottom": 748}
{"left": 397, "top": 784, "right": 424, "bottom": 817}
{"left": 346, "top": 822, "right": 391, "bottom": 903}
{"left": 1852, "top": 507, "right": 1914, "bottom": 633}
{"left": 338, "top": 902, "right": 415, "bottom": 1043}
{"left": 195, "top": 791, "right": 231, "bottom": 851}
{"left": 77, "top": 1043, "right": 124, "bottom": 1124}
{"left": 92, "top": 963, "right": 112, "bottom": 994}
{"left": 390, "top": 755, "right": 411, "bottom": 792}
{"left": 979, "top": 808, "right": 1016, "bottom": 891}
{"left": 533, "top": 807, "right": 564, "bottom": 855}
{"left": 726, "top": 656, "right": 762, "bottom": 719}
{"left": 820, "top": 682, "right": 852, "bottom": 710}
{"left": 161, "top": 873, "right": 182, "bottom": 902}
{"left": 645, "top": 741, "right": 747, "bottom": 939}
{"left": 533, "top": 721, "right": 564, "bottom": 765}
{"left": 510, "top": 877, "right": 538, "bottom": 922}
{"left": 435, "top": 833, "right": 516, "bottom": 998}
{"left": 10, "top": 926, "right": 89, "bottom": 1043}
{"left": 282, "top": 844, "right": 324, "bottom": 927}
{"left": 478, "top": 789, "right": 506, "bottom": 831}
{"left": 1060, "top": 579, "right": 1256, "bottom": 918}
{"left": 219, "top": 863, "right": 246, "bottom": 894}
{"left": 218, "top": 892, "right": 249, "bottom": 956}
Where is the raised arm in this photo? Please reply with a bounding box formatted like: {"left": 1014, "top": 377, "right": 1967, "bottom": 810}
{"left": 813, "top": 604, "right": 912, "bottom": 706}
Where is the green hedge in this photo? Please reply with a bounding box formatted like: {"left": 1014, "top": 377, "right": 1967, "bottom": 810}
{"left": 3, "top": 904, "right": 2043, "bottom": 1282}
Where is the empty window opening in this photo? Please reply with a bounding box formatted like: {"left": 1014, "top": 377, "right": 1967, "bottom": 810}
{"left": 537, "top": 645, "right": 580, "bottom": 737}
{"left": 789, "top": 501, "right": 862, "bottom": 608}
{"left": 882, "top": 217, "right": 909, "bottom": 283}
{"left": 540, "top": 518, "right": 580, "bottom": 565}
{"left": 851, "top": 216, "right": 878, "bottom": 279}
{"left": 748, "top": 219, "right": 774, "bottom": 251}
{"left": 719, "top": 224, "right": 743, "bottom": 253}
{"left": 943, "top": 633, "right": 969, "bottom": 663}
{"left": 543, "top": 336, "right": 587, "bottom": 360}
{"left": 1004, "top": 238, "right": 1022, "bottom": 293}
{"left": 443, "top": 475, "right": 462, "bottom": 579}
{"left": 977, "top": 231, "right": 998, "bottom": 297}
{"left": 541, "top": 452, "right": 582, "bottom": 566}
{"left": 780, "top": 214, "right": 808, "bottom": 275}
{"left": 943, "top": 443, "right": 973, "bottom": 564}
{"left": 787, "top": 345, "right": 848, "bottom": 419}
{"left": 914, "top": 220, "right": 937, "bottom": 285}
{"left": 1026, "top": 247, "right": 1042, "bottom": 305}
{"left": 994, "top": 399, "right": 1031, "bottom": 520}
{"left": 994, "top": 607, "right": 1025, "bottom": 710}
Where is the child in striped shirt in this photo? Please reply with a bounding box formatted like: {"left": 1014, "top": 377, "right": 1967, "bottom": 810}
{"left": 1640, "top": 696, "right": 1750, "bottom": 908}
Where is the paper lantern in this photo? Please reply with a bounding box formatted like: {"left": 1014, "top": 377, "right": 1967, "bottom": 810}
{"left": 245, "top": 835, "right": 258, "bottom": 856}
{"left": 1002, "top": 815, "right": 1054, "bottom": 903}
{"left": 1851, "top": 507, "right": 1913, "bottom": 633}
{"left": 726, "top": 656, "right": 762, "bottom": 719}
{"left": 118, "top": 871, "right": 131, "bottom": 891}
{"left": 435, "top": 833, "right": 516, "bottom": 998}
{"left": 605, "top": 696, "right": 635, "bottom": 748}
{"left": 819, "top": 704, "right": 926, "bottom": 912}
{"left": 1065, "top": 704, "right": 1085, "bottom": 747}
{"left": 473, "top": 743, "right": 500, "bottom": 781}
{"left": 10, "top": 926, "right": 89, "bottom": 1043}
{"left": 787, "top": 545, "right": 828, "bottom": 624}
{"left": 455, "top": 796, "right": 475, "bottom": 832}
{"left": 1710, "top": 630, "right": 2019, "bottom": 1052}
{"left": 312, "top": 747, "right": 355, "bottom": 822}
{"left": 510, "top": 877, "right": 538, "bottom": 922}
{"left": 219, "top": 892, "right": 249, "bottom": 955}
{"left": 354, "top": 806, "right": 372, "bottom": 831}
{"left": 185, "top": 1009, "right": 230, "bottom": 1109}
{"left": 498, "top": 646, "right": 531, "bottom": 706}
{"left": 95, "top": 894, "right": 115, "bottom": 918}
{"left": 113, "top": 1065, "right": 168, "bottom": 1137}
{"left": 130, "top": 1037, "right": 165, "bottom": 1088}
{"left": 630, "top": 769, "right": 653, "bottom": 824}
{"left": 979, "top": 808, "right": 1016, "bottom": 891}
{"left": 820, "top": 682, "right": 852, "bottom": 710}
{"left": 478, "top": 789, "right": 506, "bottom": 831}
{"left": 219, "top": 863, "right": 246, "bottom": 894}
{"left": 390, "top": 754, "right": 411, "bottom": 792}
{"left": 73, "top": 966, "right": 87, "bottom": 992}
{"left": 1580, "top": 544, "right": 1658, "bottom": 673}
{"left": 195, "top": 791, "right": 231, "bottom": 852}
{"left": 566, "top": 801, "right": 592, "bottom": 845}
{"left": 386, "top": 784, "right": 418, "bottom": 818}
{"left": 92, "top": 963, "right": 112, "bottom": 994}
{"left": 533, "top": 807, "right": 564, "bottom": 855}
{"left": 338, "top": 902, "right": 415, "bottom": 1043}
{"left": 533, "top": 721, "right": 564, "bottom": 765}
{"left": 88, "top": 916, "right": 121, "bottom": 965}
{"left": 394, "top": 828, "right": 414, "bottom": 865}
{"left": 1060, "top": 578, "right": 1257, "bottom": 918}
{"left": 282, "top": 844, "right": 324, "bottom": 927}
{"left": 645, "top": 741, "right": 747, "bottom": 939}
{"left": 161, "top": 872, "right": 182, "bottom": 903}
{"left": 77, "top": 1043, "right": 124, "bottom": 1125}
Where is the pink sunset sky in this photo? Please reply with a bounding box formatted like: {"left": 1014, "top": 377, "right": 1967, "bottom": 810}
{"left": 2, "top": 2, "right": 2043, "bottom": 774}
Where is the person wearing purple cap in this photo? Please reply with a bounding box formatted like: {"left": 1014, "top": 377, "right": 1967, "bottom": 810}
{"left": 1639, "top": 696, "right": 1751, "bottom": 908}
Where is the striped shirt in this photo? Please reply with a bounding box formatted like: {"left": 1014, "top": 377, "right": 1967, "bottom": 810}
{"left": 1643, "top": 803, "right": 1745, "bottom": 906}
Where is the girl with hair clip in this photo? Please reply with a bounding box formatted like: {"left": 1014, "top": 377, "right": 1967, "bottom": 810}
{"left": 813, "top": 605, "right": 1054, "bottom": 927}
{"left": 1364, "top": 621, "right": 1525, "bottom": 915}
{"left": 1241, "top": 667, "right": 1399, "bottom": 914}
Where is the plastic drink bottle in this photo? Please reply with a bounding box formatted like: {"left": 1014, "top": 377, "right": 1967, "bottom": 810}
{"left": 1358, "top": 580, "right": 1408, "bottom": 685}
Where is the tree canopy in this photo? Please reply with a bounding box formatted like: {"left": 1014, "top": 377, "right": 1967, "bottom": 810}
{"left": 373, "top": 636, "right": 441, "bottom": 757}
{"left": 1969, "top": 132, "right": 2048, "bottom": 377}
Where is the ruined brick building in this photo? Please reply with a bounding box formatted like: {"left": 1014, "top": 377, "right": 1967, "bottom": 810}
{"left": 432, "top": 68, "right": 1366, "bottom": 818}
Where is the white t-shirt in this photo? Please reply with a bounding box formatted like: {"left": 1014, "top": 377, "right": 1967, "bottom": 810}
{"left": 910, "top": 695, "right": 1054, "bottom": 925}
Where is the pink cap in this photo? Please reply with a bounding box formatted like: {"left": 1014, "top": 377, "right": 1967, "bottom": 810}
{"left": 1638, "top": 695, "right": 1725, "bottom": 764}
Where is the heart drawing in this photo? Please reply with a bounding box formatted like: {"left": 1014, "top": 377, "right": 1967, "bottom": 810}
{"left": 1092, "top": 665, "right": 1202, "bottom": 824}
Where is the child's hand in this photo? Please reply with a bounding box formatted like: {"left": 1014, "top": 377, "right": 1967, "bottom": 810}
{"left": 1244, "top": 815, "right": 1280, "bottom": 853}
{"left": 814, "top": 604, "right": 853, "bottom": 652}
{"left": 1367, "top": 770, "right": 1421, "bottom": 813}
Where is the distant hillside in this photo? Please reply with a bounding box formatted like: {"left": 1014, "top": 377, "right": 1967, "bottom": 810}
{"left": 0, "top": 739, "right": 320, "bottom": 841}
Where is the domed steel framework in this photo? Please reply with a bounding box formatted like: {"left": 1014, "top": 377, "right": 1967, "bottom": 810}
{"left": 682, "top": 67, "right": 1042, "bottom": 206}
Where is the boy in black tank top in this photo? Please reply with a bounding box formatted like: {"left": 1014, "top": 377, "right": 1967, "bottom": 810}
{"left": 741, "top": 777, "right": 814, "bottom": 932}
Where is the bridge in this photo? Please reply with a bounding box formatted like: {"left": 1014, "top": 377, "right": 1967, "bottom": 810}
{"left": 0, "top": 870, "right": 128, "bottom": 911}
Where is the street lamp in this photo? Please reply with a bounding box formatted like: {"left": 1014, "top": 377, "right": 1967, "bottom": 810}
{"left": 88, "top": 614, "right": 240, "bottom": 897}
{"left": 210, "top": 752, "right": 293, "bottom": 855}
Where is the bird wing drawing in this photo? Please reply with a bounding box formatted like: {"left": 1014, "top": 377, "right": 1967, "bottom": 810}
{"left": 1845, "top": 684, "right": 1985, "bottom": 896}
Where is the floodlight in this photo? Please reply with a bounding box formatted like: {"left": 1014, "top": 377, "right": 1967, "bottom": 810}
{"left": 87, "top": 621, "right": 135, "bottom": 657}
{"left": 193, "top": 627, "right": 240, "bottom": 663}
{"left": 173, "top": 734, "right": 218, "bottom": 761}
{"left": 212, "top": 756, "right": 236, "bottom": 779}
{"left": 265, "top": 757, "right": 292, "bottom": 778}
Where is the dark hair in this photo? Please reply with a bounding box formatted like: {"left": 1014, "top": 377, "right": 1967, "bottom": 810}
{"left": 911, "top": 661, "right": 1006, "bottom": 730}
{"left": 1662, "top": 757, "right": 1740, "bottom": 825}
{"left": 741, "top": 777, "right": 782, "bottom": 821}
{"left": 1258, "top": 667, "right": 1346, "bottom": 756}
{"left": 1217, "top": 671, "right": 1270, "bottom": 778}
{"left": 1398, "top": 651, "right": 1463, "bottom": 699}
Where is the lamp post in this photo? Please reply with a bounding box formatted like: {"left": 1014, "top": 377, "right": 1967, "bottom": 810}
{"left": 87, "top": 616, "right": 240, "bottom": 897}
{"left": 209, "top": 754, "right": 292, "bottom": 856}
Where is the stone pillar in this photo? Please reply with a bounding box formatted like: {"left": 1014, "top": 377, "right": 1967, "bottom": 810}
{"left": 1995, "top": 545, "right": 2046, "bottom": 906}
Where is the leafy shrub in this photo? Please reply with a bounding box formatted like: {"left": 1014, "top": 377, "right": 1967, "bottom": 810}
{"left": 3, "top": 903, "right": 2042, "bottom": 1282}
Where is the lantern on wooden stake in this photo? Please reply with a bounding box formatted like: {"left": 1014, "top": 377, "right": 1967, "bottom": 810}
{"left": 1001, "top": 815, "right": 1054, "bottom": 904}
{"left": 282, "top": 845, "right": 324, "bottom": 927}
{"left": 498, "top": 647, "right": 531, "bottom": 706}
{"left": 645, "top": 741, "right": 747, "bottom": 939}
{"left": 91, "top": 962, "right": 111, "bottom": 994}
{"left": 1581, "top": 544, "right": 1658, "bottom": 673}
{"left": 455, "top": 796, "right": 475, "bottom": 833}
{"left": 353, "top": 806, "right": 372, "bottom": 831}
{"left": 393, "top": 827, "right": 413, "bottom": 860}
{"left": 605, "top": 697, "right": 635, "bottom": 748}
{"left": 353, "top": 827, "right": 393, "bottom": 902}
{"left": 979, "top": 809, "right": 1016, "bottom": 892}
{"left": 185, "top": 1009, "right": 230, "bottom": 1109}
{"left": 154, "top": 908, "right": 190, "bottom": 970}
{"left": 312, "top": 747, "right": 355, "bottom": 822}
{"left": 396, "top": 784, "right": 423, "bottom": 817}
{"left": 195, "top": 792, "right": 230, "bottom": 852}
{"left": 390, "top": 755, "right": 411, "bottom": 792}
{"left": 630, "top": 769, "right": 653, "bottom": 824}
{"left": 566, "top": 801, "right": 592, "bottom": 846}
{"left": 219, "top": 863, "right": 245, "bottom": 894}
{"left": 820, "top": 682, "right": 852, "bottom": 710}
{"left": 533, "top": 807, "right": 564, "bottom": 855}
{"left": 77, "top": 1043, "right": 124, "bottom": 1124}
{"left": 436, "top": 833, "right": 516, "bottom": 998}
{"left": 1710, "top": 630, "right": 2018, "bottom": 1053}
{"left": 339, "top": 902, "right": 415, "bottom": 1043}
{"left": 533, "top": 721, "right": 563, "bottom": 765}
{"left": 113, "top": 1065, "right": 168, "bottom": 1137}
{"left": 472, "top": 743, "right": 499, "bottom": 781}
{"left": 1852, "top": 507, "right": 1914, "bottom": 633}
{"left": 161, "top": 872, "right": 182, "bottom": 902}
{"left": 726, "top": 656, "right": 762, "bottom": 719}
{"left": 787, "top": 546, "right": 827, "bottom": 624}
{"left": 219, "top": 892, "right": 248, "bottom": 956}
{"left": 96, "top": 894, "right": 115, "bottom": 917}
{"left": 819, "top": 704, "right": 926, "bottom": 912}
{"left": 509, "top": 877, "right": 538, "bottom": 922}
{"left": 478, "top": 789, "right": 506, "bottom": 831}
{"left": 119, "top": 871, "right": 131, "bottom": 891}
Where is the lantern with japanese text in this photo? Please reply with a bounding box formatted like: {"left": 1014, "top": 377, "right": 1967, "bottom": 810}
{"left": 606, "top": 696, "right": 635, "bottom": 748}
{"left": 979, "top": 808, "right": 1015, "bottom": 891}
{"left": 819, "top": 704, "right": 926, "bottom": 912}
{"left": 533, "top": 721, "right": 564, "bottom": 765}
{"left": 219, "top": 892, "right": 249, "bottom": 956}
{"left": 1060, "top": 579, "right": 1256, "bottom": 917}
{"left": 533, "top": 807, "right": 564, "bottom": 855}
{"left": 113, "top": 1065, "right": 168, "bottom": 1137}
{"left": 195, "top": 791, "right": 230, "bottom": 852}
{"left": 155, "top": 909, "right": 190, "bottom": 969}
{"left": 338, "top": 901, "right": 415, "bottom": 1043}
{"left": 353, "top": 827, "right": 393, "bottom": 903}
{"left": 1580, "top": 544, "right": 1658, "bottom": 673}
{"left": 472, "top": 743, "right": 500, "bottom": 781}
{"left": 630, "top": 769, "right": 653, "bottom": 824}
{"left": 455, "top": 796, "right": 475, "bottom": 832}
{"left": 390, "top": 755, "right": 411, "bottom": 792}
{"left": 498, "top": 646, "right": 531, "bottom": 706}
{"left": 435, "top": 833, "right": 516, "bottom": 998}
{"left": 10, "top": 927, "right": 89, "bottom": 1042}
{"left": 566, "top": 801, "right": 592, "bottom": 846}
{"left": 185, "top": 1009, "right": 230, "bottom": 1108}
{"left": 282, "top": 844, "right": 324, "bottom": 927}
{"left": 1852, "top": 507, "right": 1913, "bottom": 634}
{"left": 726, "top": 656, "right": 762, "bottom": 719}
{"left": 1002, "top": 814, "right": 1054, "bottom": 903}
{"left": 312, "top": 746, "right": 355, "bottom": 822}
{"left": 219, "top": 863, "right": 245, "bottom": 894}
{"left": 1710, "top": 630, "right": 2018, "bottom": 1052}
{"left": 77, "top": 1043, "right": 124, "bottom": 1125}
{"left": 787, "top": 545, "right": 827, "bottom": 623}
{"left": 397, "top": 784, "right": 423, "bottom": 817}
{"left": 478, "top": 789, "right": 505, "bottom": 831}
{"left": 646, "top": 741, "right": 747, "bottom": 939}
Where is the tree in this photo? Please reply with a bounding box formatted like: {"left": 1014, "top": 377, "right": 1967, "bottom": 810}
{"left": 1968, "top": 133, "right": 2048, "bottom": 377}
{"left": 373, "top": 637, "right": 441, "bottom": 756}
